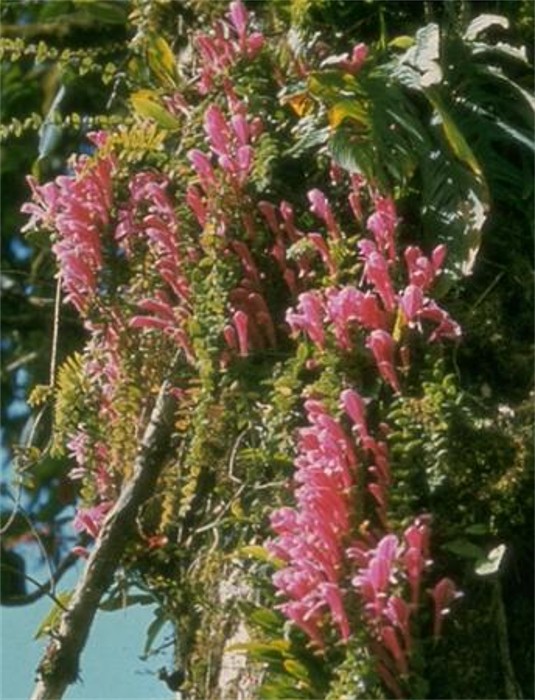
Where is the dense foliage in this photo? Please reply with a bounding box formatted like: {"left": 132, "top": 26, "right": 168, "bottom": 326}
{"left": 1, "top": 1, "right": 533, "bottom": 698}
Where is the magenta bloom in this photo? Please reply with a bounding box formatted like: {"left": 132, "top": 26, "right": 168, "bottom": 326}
{"left": 399, "top": 284, "right": 424, "bottom": 323}
{"left": 22, "top": 141, "right": 115, "bottom": 314}
{"left": 367, "top": 195, "right": 397, "bottom": 262}
{"left": 73, "top": 502, "right": 113, "bottom": 539}
{"left": 307, "top": 188, "right": 340, "bottom": 239}
{"left": 366, "top": 330, "right": 401, "bottom": 393}
{"left": 232, "top": 309, "right": 250, "bottom": 356}
{"left": 359, "top": 240, "right": 396, "bottom": 312}
{"left": 286, "top": 291, "right": 326, "bottom": 348}
{"left": 337, "top": 43, "right": 369, "bottom": 74}
{"left": 429, "top": 578, "right": 463, "bottom": 639}
{"left": 204, "top": 104, "right": 231, "bottom": 156}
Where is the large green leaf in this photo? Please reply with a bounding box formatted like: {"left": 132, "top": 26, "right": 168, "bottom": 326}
{"left": 420, "top": 143, "right": 488, "bottom": 280}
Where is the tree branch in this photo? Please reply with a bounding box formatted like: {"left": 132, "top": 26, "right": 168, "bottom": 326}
{"left": 30, "top": 361, "right": 181, "bottom": 700}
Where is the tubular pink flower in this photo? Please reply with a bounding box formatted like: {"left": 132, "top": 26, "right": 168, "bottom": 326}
{"left": 367, "top": 195, "right": 397, "bottom": 262}
{"left": 204, "top": 104, "right": 231, "bottom": 156}
{"left": 359, "top": 240, "right": 396, "bottom": 311}
{"left": 429, "top": 577, "right": 463, "bottom": 639}
{"left": 233, "top": 309, "right": 250, "bottom": 356}
{"left": 366, "top": 330, "right": 401, "bottom": 393}
{"left": 187, "top": 149, "right": 217, "bottom": 189}
{"left": 381, "top": 626, "right": 408, "bottom": 675}
{"left": 399, "top": 284, "right": 424, "bottom": 323}
{"left": 228, "top": 0, "right": 248, "bottom": 38}
{"left": 307, "top": 188, "right": 340, "bottom": 239}
{"left": 186, "top": 186, "right": 208, "bottom": 227}
{"left": 385, "top": 596, "right": 412, "bottom": 653}
{"left": 337, "top": 42, "right": 369, "bottom": 74}
{"left": 286, "top": 291, "right": 326, "bottom": 348}
{"left": 308, "top": 233, "right": 337, "bottom": 276}
{"left": 73, "top": 502, "right": 113, "bottom": 539}
{"left": 231, "top": 113, "right": 250, "bottom": 145}
{"left": 341, "top": 388, "right": 371, "bottom": 447}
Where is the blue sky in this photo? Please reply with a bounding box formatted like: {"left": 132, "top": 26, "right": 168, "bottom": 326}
{"left": 1, "top": 573, "right": 175, "bottom": 700}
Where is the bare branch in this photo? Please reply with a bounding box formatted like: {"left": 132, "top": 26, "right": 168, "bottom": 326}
{"left": 30, "top": 359, "right": 181, "bottom": 700}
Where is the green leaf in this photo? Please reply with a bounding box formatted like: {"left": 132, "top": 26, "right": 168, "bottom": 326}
{"left": 329, "top": 125, "right": 372, "bottom": 176}
{"left": 428, "top": 92, "right": 483, "bottom": 177}
{"left": 308, "top": 70, "right": 360, "bottom": 104}
{"left": 443, "top": 538, "right": 485, "bottom": 560}
{"left": 239, "top": 544, "right": 278, "bottom": 563}
{"left": 34, "top": 591, "right": 73, "bottom": 639}
{"left": 130, "top": 90, "right": 181, "bottom": 130}
{"left": 74, "top": 0, "right": 128, "bottom": 24}
{"left": 464, "top": 523, "right": 488, "bottom": 536}
{"left": 328, "top": 99, "right": 368, "bottom": 129}
{"left": 389, "top": 35, "right": 415, "bottom": 50}
{"left": 420, "top": 143, "right": 488, "bottom": 281}
{"left": 250, "top": 608, "right": 283, "bottom": 635}
{"left": 99, "top": 593, "right": 155, "bottom": 611}
{"left": 283, "top": 659, "right": 311, "bottom": 685}
{"left": 146, "top": 34, "right": 178, "bottom": 88}
{"left": 143, "top": 609, "right": 169, "bottom": 657}
{"left": 475, "top": 544, "right": 507, "bottom": 576}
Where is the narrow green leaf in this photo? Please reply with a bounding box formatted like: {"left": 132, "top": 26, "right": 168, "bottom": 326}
{"left": 143, "top": 609, "right": 169, "bottom": 657}
{"left": 428, "top": 92, "right": 482, "bottom": 177}
{"left": 34, "top": 591, "right": 73, "bottom": 639}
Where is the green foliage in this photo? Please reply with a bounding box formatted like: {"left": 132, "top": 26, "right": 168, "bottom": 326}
{"left": 4, "top": 1, "right": 533, "bottom": 698}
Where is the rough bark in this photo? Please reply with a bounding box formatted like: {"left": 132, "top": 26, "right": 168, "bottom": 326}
{"left": 30, "top": 364, "right": 180, "bottom": 700}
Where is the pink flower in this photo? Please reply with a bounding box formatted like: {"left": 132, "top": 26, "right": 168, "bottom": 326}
{"left": 187, "top": 149, "right": 217, "bottom": 189}
{"left": 186, "top": 185, "right": 207, "bottom": 227}
{"left": 359, "top": 240, "right": 396, "bottom": 312}
{"left": 367, "top": 196, "right": 397, "bottom": 262}
{"left": 385, "top": 596, "right": 412, "bottom": 653}
{"left": 366, "top": 330, "right": 400, "bottom": 393}
{"left": 286, "top": 291, "right": 326, "bottom": 348}
{"left": 381, "top": 626, "right": 408, "bottom": 675}
{"left": 429, "top": 578, "right": 462, "bottom": 639}
{"left": 204, "top": 104, "right": 231, "bottom": 156}
{"left": 418, "top": 301, "right": 462, "bottom": 342}
{"left": 404, "top": 244, "right": 447, "bottom": 292}
{"left": 228, "top": 0, "right": 248, "bottom": 37}
{"left": 399, "top": 284, "right": 424, "bottom": 323}
{"left": 339, "top": 43, "right": 369, "bottom": 74}
{"left": 308, "top": 232, "right": 336, "bottom": 275}
{"left": 73, "top": 502, "right": 113, "bottom": 539}
{"left": 232, "top": 309, "right": 250, "bottom": 356}
{"left": 340, "top": 388, "right": 371, "bottom": 446}
{"left": 307, "top": 188, "right": 340, "bottom": 239}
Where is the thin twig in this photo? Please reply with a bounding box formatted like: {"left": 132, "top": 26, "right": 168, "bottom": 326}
{"left": 49, "top": 273, "right": 62, "bottom": 387}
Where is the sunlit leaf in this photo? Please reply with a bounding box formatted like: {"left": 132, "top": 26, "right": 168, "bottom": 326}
{"left": 464, "top": 14, "right": 509, "bottom": 41}
{"left": 130, "top": 90, "right": 181, "bottom": 129}
{"left": 475, "top": 544, "right": 507, "bottom": 576}
{"left": 34, "top": 591, "right": 73, "bottom": 639}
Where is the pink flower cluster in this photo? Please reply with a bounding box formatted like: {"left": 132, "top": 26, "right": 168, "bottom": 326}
{"left": 269, "top": 389, "right": 461, "bottom": 691}
{"left": 188, "top": 101, "right": 261, "bottom": 195}
{"left": 195, "top": 0, "right": 264, "bottom": 94}
{"left": 116, "top": 171, "right": 195, "bottom": 362}
{"left": 21, "top": 133, "right": 115, "bottom": 313}
{"left": 284, "top": 185, "right": 460, "bottom": 392}
{"left": 186, "top": 99, "right": 276, "bottom": 358}
{"left": 268, "top": 397, "right": 357, "bottom": 646}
